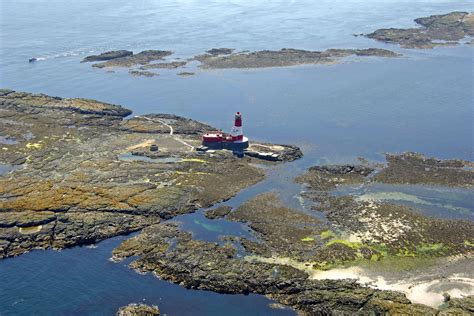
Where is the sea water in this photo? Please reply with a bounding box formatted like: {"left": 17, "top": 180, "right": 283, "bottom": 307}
{"left": 0, "top": 0, "right": 473, "bottom": 315}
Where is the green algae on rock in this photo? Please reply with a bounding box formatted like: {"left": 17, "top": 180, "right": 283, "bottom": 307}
{"left": 296, "top": 156, "right": 474, "bottom": 267}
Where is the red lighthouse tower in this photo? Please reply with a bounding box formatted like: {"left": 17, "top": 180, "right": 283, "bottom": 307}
{"left": 202, "top": 112, "right": 249, "bottom": 150}
{"left": 230, "top": 112, "right": 243, "bottom": 141}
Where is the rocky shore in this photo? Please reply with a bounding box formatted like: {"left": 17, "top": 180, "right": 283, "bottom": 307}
{"left": 367, "top": 11, "right": 474, "bottom": 49}
{"left": 112, "top": 222, "right": 438, "bottom": 315}
{"left": 0, "top": 89, "right": 300, "bottom": 259}
{"left": 117, "top": 303, "right": 160, "bottom": 316}
{"left": 296, "top": 155, "right": 473, "bottom": 261}
{"left": 112, "top": 152, "right": 473, "bottom": 315}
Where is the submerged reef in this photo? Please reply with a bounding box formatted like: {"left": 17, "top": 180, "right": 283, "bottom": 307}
{"left": 0, "top": 89, "right": 300, "bottom": 258}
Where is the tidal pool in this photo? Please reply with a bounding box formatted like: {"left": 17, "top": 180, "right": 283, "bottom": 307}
{"left": 332, "top": 183, "right": 474, "bottom": 220}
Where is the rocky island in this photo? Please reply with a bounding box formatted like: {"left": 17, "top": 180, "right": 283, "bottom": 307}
{"left": 0, "top": 90, "right": 472, "bottom": 314}
{"left": 193, "top": 48, "right": 399, "bottom": 69}
{"left": 0, "top": 89, "right": 300, "bottom": 259}
{"left": 78, "top": 11, "right": 474, "bottom": 78}
{"left": 367, "top": 11, "right": 474, "bottom": 49}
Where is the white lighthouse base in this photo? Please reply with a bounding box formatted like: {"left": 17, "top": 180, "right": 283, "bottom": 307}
{"left": 226, "top": 137, "right": 249, "bottom": 150}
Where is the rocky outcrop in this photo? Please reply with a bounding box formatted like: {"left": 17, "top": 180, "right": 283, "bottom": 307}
{"left": 112, "top": 222, "right": 437, "bottom": 315}
{"left": 194, "top": 48, "right": 399, "bottom": 69}
{"left": 129, "top": 70, "right": 157, "bottom": 77}
{"left": 439, "top": 295, "right": 474, "bottom": 315}
{"left": 120, "top": 114, "right": 214, "bottom": 134}
{"left": 91, "top": 50, "right": 173, "bottom": 68}
{"left": 204, "top": 205, "right": 232, "bottom": 219}
{"left": 177, "top": 72, "right": 195, "bottom": 76}
{"left": 296, "top": 156, "right": 474, "bottom": 259}
{"left": 206, "top": 48, "right": 235, "bottom": 56}
{"left": 0, "top": 89, "right": 131, "bottom": 117}
{"left": 82, "top": 50, "right": 133, "bottom": 62}
{"left": 140, "top": 61, "right": 186, "bottom": 69}
{"left": 374, "top": 152, "right": 474, "bottom": 187}
{"left": 229, "top": 193, "right": 326, "bottom": 260}
{"left": 117, "top": 303, "right": 160, "bottom": 316}
{"left": 367, "top": 11, "right": 474, "bottom": 49}
{"left": 0, "top": 89, "right": 300, "bottom": 259}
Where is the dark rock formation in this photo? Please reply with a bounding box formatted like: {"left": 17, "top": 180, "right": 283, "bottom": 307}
{"left": 112, "top": 223, "right": 437, "bottom": 315}
{"left": 194, "top": 48, "right": 399, "bottom": 69}
{"left": 367, "top": 11, "right": 474, "bottom": 48}
{"left": 129, "top": 70, "right": 157, "bottom": 77}
{"left": 117, "top": 303, "right": 160, "bottom": 316}
{"left": 92, "top": 50, "right": 173, "bottom": 68}
{"left": 140, "top": 61, "right": 186, "bottom": 69}
{"left": 177, "top": 72, "right": 195, "bottom": 76}
{"left": 204, "top": 205, "right": 232, "bottom": 219}
{"left": 206, "top": 48, "right": 235, "bottom": 55}
{"left": 82, "top": 50, "right": 133, "bottom": 62}
{"left": 374, "top": 152, "right": 474, "bottom": 187}
{"left": 0, "top": 89, "right": 131, "bottom": 117}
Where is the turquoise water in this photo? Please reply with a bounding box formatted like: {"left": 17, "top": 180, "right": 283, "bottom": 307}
{"left": 332, "top": 183, "right": 474, "bottom": 220}
{"left": 0, "top": 0, "right": 473, "bottom": 314}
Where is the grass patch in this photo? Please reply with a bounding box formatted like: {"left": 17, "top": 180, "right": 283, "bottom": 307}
{"left": 464, "top": 240, "right": 474, "bottom": 247}
{"left": 417, "top": 243, "right": 444, "bottom": 255}
{"left": 325, "top": 239, "right": 362, "bottom": 250}
{"left": 301, "top": 237, "right": 315, "bottom": 242}
{"left": 320, "top": 230, "right": 336, "bottom": 240}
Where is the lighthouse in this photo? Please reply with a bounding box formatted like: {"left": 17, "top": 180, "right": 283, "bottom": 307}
{"left": 230, "top": 112, "right": 243, "bottom": 141}
{"left": 202, "top": 112, "right": 249, "bottom": 150}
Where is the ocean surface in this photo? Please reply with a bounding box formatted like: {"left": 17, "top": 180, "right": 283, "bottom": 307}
{"left": 0, "top": 0, "right": 473, "bottom": 315}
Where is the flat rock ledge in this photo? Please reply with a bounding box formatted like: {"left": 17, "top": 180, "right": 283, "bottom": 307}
{"left": 194, "top": 48, "right": 399, "bottom": 69}
{"left": 366, "top": 11, "right": 474, "bottom": 49}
